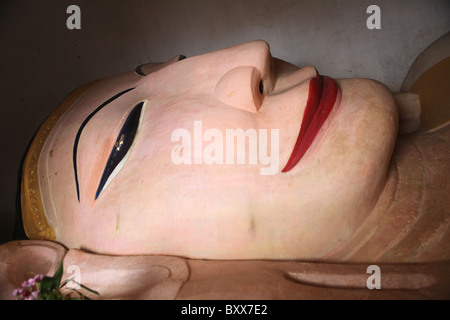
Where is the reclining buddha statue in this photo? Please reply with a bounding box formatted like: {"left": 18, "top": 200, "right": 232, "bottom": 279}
{"left": 3, "top": 32, "right": 449, "bottom": 299}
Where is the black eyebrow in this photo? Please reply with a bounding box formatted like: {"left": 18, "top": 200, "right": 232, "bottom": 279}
{"left": 135, "top": 55, "right": 186, "bottom": 76}
{"left": 73, "top": 87, "right": 135, "bottom": 202}
{"left": 135, "top": 64, "right": 147, "bottom": 76}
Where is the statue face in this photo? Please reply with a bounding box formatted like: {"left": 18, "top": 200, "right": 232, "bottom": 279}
{"left": 39, "top": 41, "right": 398, "bottom": 259}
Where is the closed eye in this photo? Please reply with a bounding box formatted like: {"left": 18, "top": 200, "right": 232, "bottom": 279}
{"left": 95, "top": 101, "right": 146, "bottom": 199}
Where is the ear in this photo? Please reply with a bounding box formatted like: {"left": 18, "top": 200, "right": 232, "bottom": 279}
{"left": 0, "top": 240, "right": 67, "bottom": 299}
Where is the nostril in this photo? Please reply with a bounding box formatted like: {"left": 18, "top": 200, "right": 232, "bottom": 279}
{"left": 259, "top": 80, "right": 264, "bottom": 94}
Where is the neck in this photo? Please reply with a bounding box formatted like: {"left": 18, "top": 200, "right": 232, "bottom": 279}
{"left": 325, "top": 124, "right": 450, "bottom": 263}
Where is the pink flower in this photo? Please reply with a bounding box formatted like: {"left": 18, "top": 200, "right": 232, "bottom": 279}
{"left": 31, "top": 290, "right": 40, "bottom": 300}
{"left": 20, "top": 274, "right": 44, "bottom": 288}
{"left": 12, "top": 287, "right": 40, "bottom": 300}
{"left": 13, "top": 274, "right": 44, "bottom": 300}
{"left": 34, "top": 274, "right": 44, "bottom": 282}
{"left": 21, "top": 278, "right": 36, "bottom": 288}
{"left": 12, "top": 288, "right": 23, "bottom": 297}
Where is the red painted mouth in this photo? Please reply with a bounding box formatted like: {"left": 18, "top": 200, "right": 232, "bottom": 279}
{"left": 281, "top": 74, "right": 339, "bottom": 172}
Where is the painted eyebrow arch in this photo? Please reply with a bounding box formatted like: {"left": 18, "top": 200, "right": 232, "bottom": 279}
{"left": 135, "top": 55, "right": 187, "bottom": 76}
{"left": 135, "top": 64, "right": 147, "bottom": 76}
{"left": 73, "top": 87, "right": 135, "bottom": 202}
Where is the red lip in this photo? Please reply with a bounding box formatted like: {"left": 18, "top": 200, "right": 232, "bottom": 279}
{"left": 281, "top": 74, "right": 339, "bottom": 172}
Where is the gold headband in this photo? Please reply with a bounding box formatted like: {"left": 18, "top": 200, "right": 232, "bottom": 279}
{"left": 21, "top": 80, "right": 99, "bottom": 240}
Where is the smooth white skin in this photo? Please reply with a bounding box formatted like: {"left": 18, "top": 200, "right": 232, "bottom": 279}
{"left": 39, "top": 41, "right": 398, "bottom": 259}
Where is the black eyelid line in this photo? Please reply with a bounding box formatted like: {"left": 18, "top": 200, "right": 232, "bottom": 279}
{"left": 73, "top": 87, "right": 135, "bottom": 202}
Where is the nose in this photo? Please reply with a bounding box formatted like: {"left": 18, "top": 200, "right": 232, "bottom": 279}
{"left": 233, "top": 40, "right": 274, "bottom": 91}
{"left": 213, "top": 40, "right": 274, "bottom": 112}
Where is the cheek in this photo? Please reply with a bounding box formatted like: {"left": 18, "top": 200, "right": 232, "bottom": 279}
{"left": 284, "top": 84, "right": 398, "bottom": 214}
{"left": 338, "top": 101, "right": 397, "bottom": 167}
{"left": 315, "top": 79, "right": 398, "bottom": 175}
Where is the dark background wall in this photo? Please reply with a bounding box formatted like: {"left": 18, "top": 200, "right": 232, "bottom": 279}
{"left": 1, "top": 0, "right": 449, "bottom": 244}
